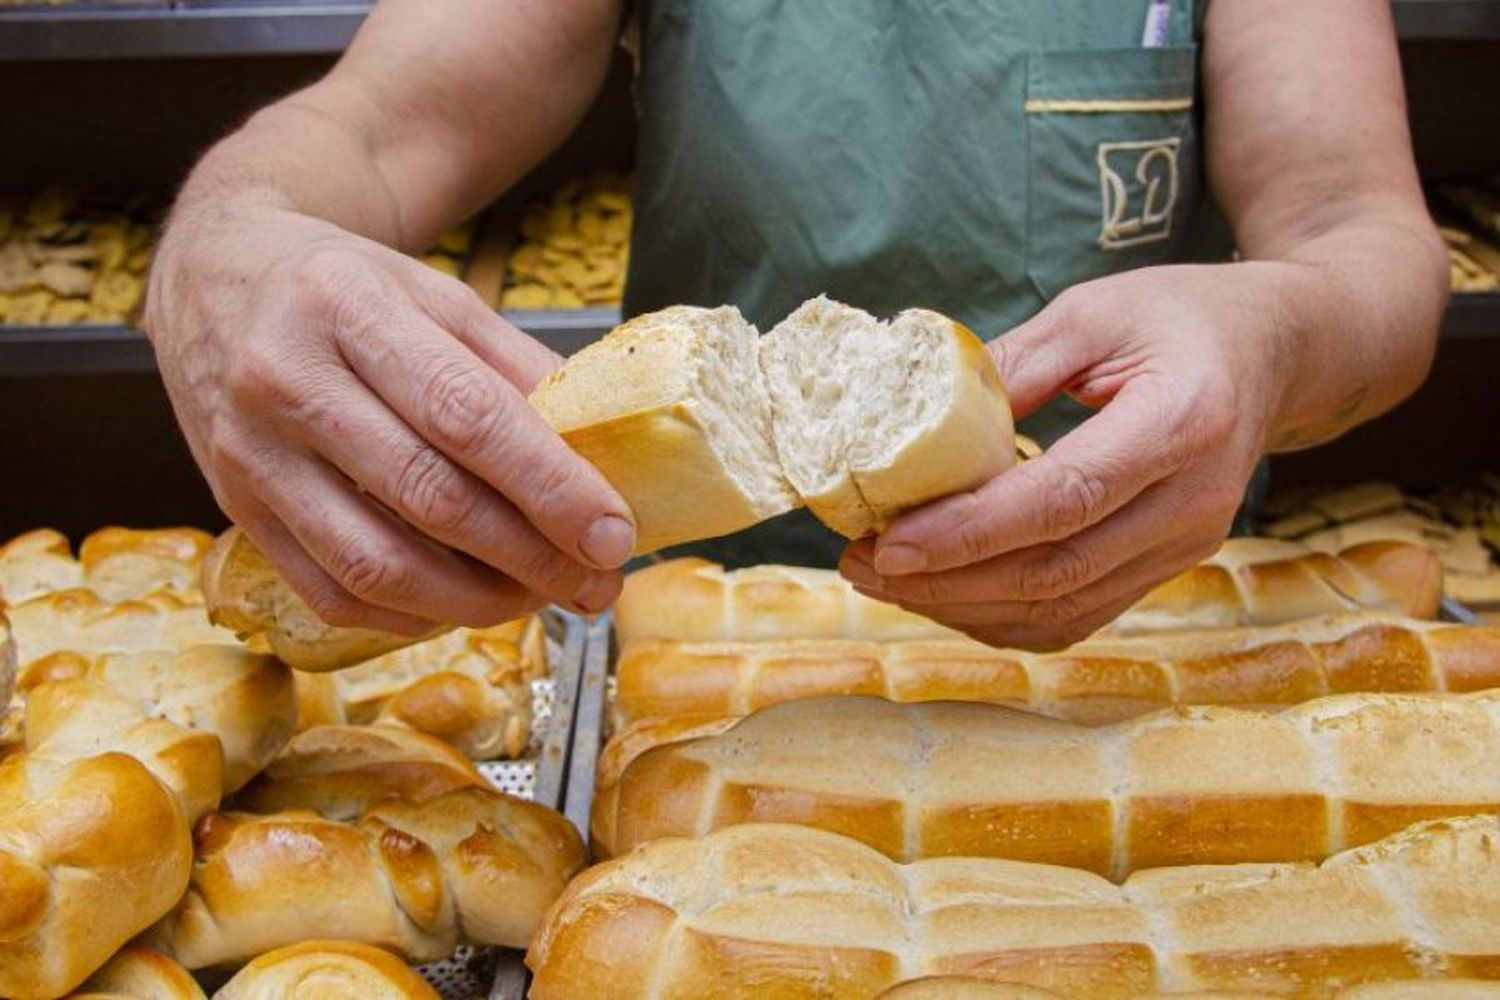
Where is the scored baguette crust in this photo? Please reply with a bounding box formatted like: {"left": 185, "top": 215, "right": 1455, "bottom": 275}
{"left": 526, "top": 817, "right": 1500, "bottom": 998}
{"left": 1113, "top": 538, "right": 1444, "bottom": 633}
{"left": 613, "top": 614, "right": 1500, "bottom": 727}
{"left": 71, "top": 946, "right": 206, "bottom": 1000}
{"left": 615, "top": 557, "right": 959, "bottom": 645}
{"left": 212, "top": 940, "right": 438, "bottom": 1000}
{"left": 593, "top": 692, "right": 1500, "bottom": 875}
{"left": 877, "top": 977, "right": 1500, "bottom": 998}
{"left": 154, "top": 786, "right": 586, "bottom": 969}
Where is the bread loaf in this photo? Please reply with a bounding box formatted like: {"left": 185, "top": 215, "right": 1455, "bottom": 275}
{"left": 8, "top": 588, "right": 234, "bottom": 678}
{"left": 877, "top": 978, "right": 1500, "bottom": 998}
{"left": 69, "top": 946, "right": 205, "bottom": 1000}
{"left": 1112, "top": 538, "right": 1443, "bottom": 633}
{"left": 155, "top": 786, "right": 586, "bottom": 968}
{"left": 0, "top": 753, "right": 192, "bottom": 1000}
{"left": 233, "top": 724, "right": 486, "bottom": 819}
{"left": 613, "top": 614, "right": 1500, "bottom": 727}
{"left": 526, "top": 817, "right": 1500, "bottom": 998}
{"left": 593, "top": 692, "right": 1500, "bottom": 875}
{"left": 616, "top": 558, "right": 959, "bottom": 645}
{"left": 757, "top": 297, "right": 1015, "bottom": 537}
{"left": 0, "top": 527, "right": 213, "bottom": 609}
{"left": 211, "top": 940, "right": 437, "bottom": 1000}
{"left": 293, "top": 617, "right": 545, "bottom": 759}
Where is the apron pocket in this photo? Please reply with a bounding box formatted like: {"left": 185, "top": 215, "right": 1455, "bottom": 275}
{"left": 1024, "top": 45, "right": 1198, "bottom": 301}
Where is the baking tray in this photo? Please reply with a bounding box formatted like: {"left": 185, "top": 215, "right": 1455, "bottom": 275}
{"left": 410, "top": 608, "right": 589, "bottom": 1000}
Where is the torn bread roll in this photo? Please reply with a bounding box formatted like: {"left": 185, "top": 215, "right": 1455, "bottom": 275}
{"left": 206, "top": 298, "right": 1013, "bottom": 671}
{"left": 613, "top": 614, "right": 1500, "bottom": 727}
{"left": 153, "top": 787, "right": 586, "bottom": 969}
{"left": 593, "top": 692, "right": 1500, "bottom": 875}
{"left": 211, "top": 940, "right": 438, "bottom": 1000}
{"left": 1111, "top": 538, "right": 1443, "bottom": 634}
{"left": 526, "top": 817, "right": 1500, "bottom": 998}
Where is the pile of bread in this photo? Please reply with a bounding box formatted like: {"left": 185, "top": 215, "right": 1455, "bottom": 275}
{"left": 517, "top": 537, "right": 1500, "bottom": 997}
{"left": 0, "top": 526, "right": 583, "bottom": 1000}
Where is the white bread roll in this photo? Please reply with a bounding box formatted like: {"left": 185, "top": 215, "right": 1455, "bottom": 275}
{"left": 70, "top": 946, "right": 205, "bottom": 1000}
{"left": 877, "top": 978, "right": 1500, "bottom": 999}
{"left": 0, "top": 611, "right": 13, "bottom": 716}
{"left": 760, "top": 296, "right": 1014, "bottom": 537}
{"left": 530, "top": 305, "right": 798, "bottom": 553}
{"left": 527, "top": 817, "right": 1500, "bottom": 997}
{"left": 211, "top": 940, "right": 436, "bottom": 1000}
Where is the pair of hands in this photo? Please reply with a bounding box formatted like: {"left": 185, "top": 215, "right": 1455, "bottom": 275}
{"left": 148, "top": 210, "right": 1274, "bottom": 649}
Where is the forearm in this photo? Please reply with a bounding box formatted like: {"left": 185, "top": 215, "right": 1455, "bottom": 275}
{"left": 1251, "top": 208, "right": 1448, "bottom": 452}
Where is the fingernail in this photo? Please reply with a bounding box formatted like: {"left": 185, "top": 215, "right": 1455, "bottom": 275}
{"left": 572, "top": 573, "right": 619, "bottom": 614}
{"left": 840, "top": 558, "right": 879, "bottom": 588}
{"left": 874, "top": 544, "right": 926, "bottom": 575}
{"left": 580, "top": 514, "right": 635, "bottom": 568}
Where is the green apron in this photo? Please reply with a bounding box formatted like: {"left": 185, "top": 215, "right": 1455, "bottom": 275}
{"left": 625, "top": 0, "right": 1238, "bottom": 567}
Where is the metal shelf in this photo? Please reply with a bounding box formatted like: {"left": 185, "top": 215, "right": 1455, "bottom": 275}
{"left": 7, "top": 298, "right": 1497, "bottom": 378}
{"left": 1393, "top": 0, "right": 1500, "bottom": 39}
{"left": 0, "top": 3, "right": 371, "bottom": 61}
{"left": 0, "top": 309, "right": 620, "bottom": 378}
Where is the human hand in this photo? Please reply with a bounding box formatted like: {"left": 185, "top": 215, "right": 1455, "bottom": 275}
{"left": 146, "top": 203, "right": 634, "bottom": 635}
{"left": 839, "top": 264, "right": 1289, "bottom": 649}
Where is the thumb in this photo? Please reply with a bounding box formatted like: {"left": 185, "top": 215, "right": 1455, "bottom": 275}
{"left": 987, "top": 298, "right": 1099, "bottom": 421}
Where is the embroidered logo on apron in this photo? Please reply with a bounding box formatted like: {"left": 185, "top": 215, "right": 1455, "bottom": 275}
{"left": 1096, "top": 137, "right": 1181, "bottom": 249}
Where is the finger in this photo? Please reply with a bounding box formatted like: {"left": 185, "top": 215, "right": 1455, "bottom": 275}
{"left": 401, "top": 267, "right": 563, "bottom": 392}
{"left": 334, "top": 302, "right": 636, "bottom": 570}
{"left": 271, "top": 364, "right": 621, "bottom": 613}
{"left": 242, "top": 444, "right": 544, "bottom": 627}
{"left": 873, "top": 377, "right": 1195, "bottom": 576}
{"left": 987, "top": 298, "right": 1093, "bottom": 421}
{"left": 228, "top": 492, "right": 441, "bottom": 637}
{"left": 848, "top": 479, "right": 1201, "bottom": 607}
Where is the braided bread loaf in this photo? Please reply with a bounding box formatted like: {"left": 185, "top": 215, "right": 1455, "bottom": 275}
{"left": 527, "top": 817, "right": 1500, "bottom": 998}
{"left": 878, "top": 978, "right": 1500, "bottom": 998}
{"left": 9, "top": 588, "right": 234, "bottom": 680}
{"left": 594, "top": 692, "right": 1500, "bottom": 875}
{"left": 0, "top": 646, "right": 295, "bottom": 998}
{"left": 614, "top": 614, "right": 1500, "bottom": 727}
{"left": 212, "top": 940, "right": 437, "bottom": 1000}
{"left": 154, "top": 786, "right": 586, "bottom": 969}
{"left": 0, "top": 527, "right": 214, "bottom": 608}
{"left": 292, "top": 617, "right": 545, "bottom": 759}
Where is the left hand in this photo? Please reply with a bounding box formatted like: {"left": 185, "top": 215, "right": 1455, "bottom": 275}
{"left": 840, "top": 263, "right": 1290, "bottom": 650}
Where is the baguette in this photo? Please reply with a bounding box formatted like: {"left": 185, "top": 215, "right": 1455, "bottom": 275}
{"left": 206, "top": 298, "right": 1014, "bottom": 671}
{"left": 292, "top": 617, "right": 545, "bottom": 759}
{"left": 593, "top": 692, "right": 1500, "bottom": 875}
{"left": 211, "top": 940, "right": 437, "bottom": 1000}
{"left": 615, "top": 558, "right": 959, "bottom": 645}
{"left": 233, "top": 723, "right": 486, "bottom": 819}
{"left": 878, "top": 978, "right": 1500, "bottom": 998}
{"left": 1110, "top": 538, "right": 1443, "bottom": 633}
{"left": 526, "top": 817, "right": 1500, "bottom": 998}
{"left": 69, "top": 946, "right": 205, "bottom": 1000}
{"left": 613, "top": 614, "right": 1500, "bottom": 727}
{"left": 153, "top": 787, "right": 586, "bottom": 969}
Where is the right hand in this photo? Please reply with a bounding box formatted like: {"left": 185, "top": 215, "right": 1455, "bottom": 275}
{"left": 146, "top": 203, "right": 635, "bottom": 634}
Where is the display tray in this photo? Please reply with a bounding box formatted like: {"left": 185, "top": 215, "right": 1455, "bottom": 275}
{"left": 420, "top": 608, "right": 588, "bottom": 1000}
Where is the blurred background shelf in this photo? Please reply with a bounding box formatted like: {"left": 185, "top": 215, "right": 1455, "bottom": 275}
{"left": 1392, "top": 0, "right": 1500, "bottom": 39}
{"left": 0, "top": 3, "right": 372, "bottom": 61}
